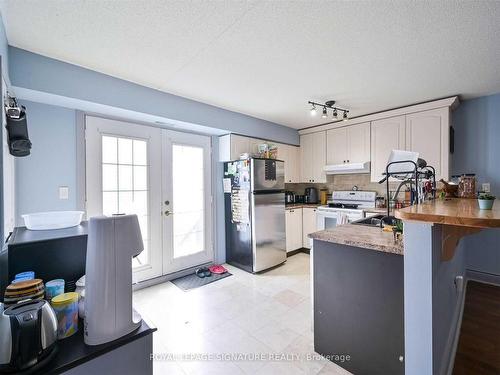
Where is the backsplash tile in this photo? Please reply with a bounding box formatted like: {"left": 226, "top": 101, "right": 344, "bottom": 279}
{"left": 285, "top": 174, "right": 398, "bottom": 198}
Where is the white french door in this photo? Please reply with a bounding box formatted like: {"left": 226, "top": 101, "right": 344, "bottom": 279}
{"left": 85, "top": 116, "right": 213, "bottom": 282}
{"left": 162, "top": 130, "right": 213, "bottom": 274}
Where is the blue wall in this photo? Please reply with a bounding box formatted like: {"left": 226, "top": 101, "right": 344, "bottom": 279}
{"left": 15, "top": 100, "right": 77, "bottom": 222}
{"left": 452, "top": 93, "right": 500, "bottom": 276}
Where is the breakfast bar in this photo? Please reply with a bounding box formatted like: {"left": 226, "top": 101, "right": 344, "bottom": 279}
{"left": 395, "top": 198, "right": 500, "bottom": 375}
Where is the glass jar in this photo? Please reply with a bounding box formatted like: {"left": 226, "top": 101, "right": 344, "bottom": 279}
{"left": 458, "top": 174, "right": 476, "bottom": 198}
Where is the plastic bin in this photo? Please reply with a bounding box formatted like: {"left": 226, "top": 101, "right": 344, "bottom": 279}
{"left": 22, "top": 211, "right": 84, "bottom": 230}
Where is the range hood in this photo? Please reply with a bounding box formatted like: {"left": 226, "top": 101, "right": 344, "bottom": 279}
{"left": 323, "top": 161, "right": 371, "bottom": 175}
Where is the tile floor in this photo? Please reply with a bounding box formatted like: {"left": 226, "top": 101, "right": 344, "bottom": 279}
{"left": 134, "top": 253, "right": 351, "bottom": 375}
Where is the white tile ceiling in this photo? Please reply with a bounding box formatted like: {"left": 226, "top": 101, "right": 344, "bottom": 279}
{"left": 2, "top": 0, "right": 500, "bottom": 129}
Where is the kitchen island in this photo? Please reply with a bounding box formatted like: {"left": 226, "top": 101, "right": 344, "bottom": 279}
{"left": 309, "top": 224, "right": 404, "bottom": 375}
{"left": 395, "top": 198, "right": 500, "bottom": 375}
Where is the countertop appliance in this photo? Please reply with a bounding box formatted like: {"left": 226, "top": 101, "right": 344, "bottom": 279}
{"left": 224, "top": 158, "right": 286, "bottom": 273}
{"left": 304, "top": 187, "right": 319, "bottom": 204}
{"left": 316, "top": 191, "right": 377, "bottom": 231}
{"left": 0, "top": 224, "right": 88, "bottom": 301}
{"left": 0, "top": 300, "right": 57, "bottom": 372}
{"left": 85, "top": 215, "right": 143, "bottom": 345}
{"left": 285, "top": 191, "right": 295, "bottom": 204}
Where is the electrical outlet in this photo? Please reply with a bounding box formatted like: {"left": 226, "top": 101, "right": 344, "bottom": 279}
{"left": 482, "top": 183, "right": 491, "bottom": 193}
{"left": 59, "top": 186, "right": 69, "bottom": 200}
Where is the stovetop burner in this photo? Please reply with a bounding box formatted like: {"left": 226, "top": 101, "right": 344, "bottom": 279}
{"left": 328, "top": 203, "right": 360, "bottom": 209}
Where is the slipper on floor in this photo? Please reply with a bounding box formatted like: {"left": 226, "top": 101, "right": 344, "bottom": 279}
{"left": 195, "top": 268, "right": 206, "bottom": 278}
{"left": 208, "top": 265, "right": 228, "bottom": 274}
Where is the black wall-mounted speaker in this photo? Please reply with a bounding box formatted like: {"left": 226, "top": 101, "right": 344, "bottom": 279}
{"left": 6, "top": 106, "right": 32, "bottom": 157}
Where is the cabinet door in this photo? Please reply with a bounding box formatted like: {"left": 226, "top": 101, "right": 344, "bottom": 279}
{"left": 302, "top": 207, "right": 317, "bottom": 249}
{"left": 406, "top": 108, "right": 449, "bottom": 180}
{"left": 286, "top": 208, "right": 303, "bottom": 252}
{"left": 311, "top": 132, "right": 327, "bottom": 183}
{"left": 326, "top": 127, "right": 348, "bottom": 165}
{"left": 370, "top": 116, "right": 406, "bottom": 182}
{"left": 300, "top": 134, "right": 313, "bottom": 182}
{"left": 347, "top": 122, "right": 370, "bottom": 163}
{"left": 284, "top": 145, "right": 301, "bottom": 183}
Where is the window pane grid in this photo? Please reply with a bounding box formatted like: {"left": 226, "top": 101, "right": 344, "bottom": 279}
{"left": 102, "top": 135, "right": 150, "bottom": 267}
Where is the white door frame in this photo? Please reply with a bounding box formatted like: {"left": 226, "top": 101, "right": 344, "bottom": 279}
{"left": 162, "top": 129, "right": 214, "bottom": 274}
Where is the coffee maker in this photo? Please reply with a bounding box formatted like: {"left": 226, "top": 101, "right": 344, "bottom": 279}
{"left": 304, "top": 187, "right": 319, "bottom": 204}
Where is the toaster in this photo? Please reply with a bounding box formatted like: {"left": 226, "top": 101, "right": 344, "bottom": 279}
{"left": 0, "top": 300, "right": 58, "bottom": 372}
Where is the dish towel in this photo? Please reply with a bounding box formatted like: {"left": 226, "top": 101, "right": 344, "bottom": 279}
{"left": 338, "top": 212, "right": 349, "bottom": 225}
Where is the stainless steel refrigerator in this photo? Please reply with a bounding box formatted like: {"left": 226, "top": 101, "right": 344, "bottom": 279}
{"left": 224, "top": 158, "right": 286, "bottom": 273}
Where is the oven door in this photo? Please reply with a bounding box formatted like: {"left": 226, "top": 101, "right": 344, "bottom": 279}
{"left": 316, "top": 210, "right": 339, "bottom": 231}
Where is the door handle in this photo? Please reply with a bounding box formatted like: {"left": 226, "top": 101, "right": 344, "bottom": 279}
{"left": 164, "top": 210, "right": 171, "bottom": 216}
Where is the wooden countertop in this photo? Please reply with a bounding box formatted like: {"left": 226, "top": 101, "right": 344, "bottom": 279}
{"left": 395, "top": 198, "right": 500, "bottom": 228}
{"left": 309, "top": 224, "right": 403, "bottom": 255}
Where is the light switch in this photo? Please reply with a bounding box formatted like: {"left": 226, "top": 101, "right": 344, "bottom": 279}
{"left": 482, "top": 183, "right": 491, "bottom": 193}
{"left": 59, "top": 186, "right": 69, "bottom": 200}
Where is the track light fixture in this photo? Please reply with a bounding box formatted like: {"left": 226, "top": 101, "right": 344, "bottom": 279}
{"left": 307, "top": 100, "right": 349, "bottom": 122}
{"left": 310, "top": 104, "right": 317, "bottom": 116}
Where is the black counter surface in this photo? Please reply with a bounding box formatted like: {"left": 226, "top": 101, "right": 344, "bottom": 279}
{"left": 33, "top": 318, "right": 156, "bottom": 375}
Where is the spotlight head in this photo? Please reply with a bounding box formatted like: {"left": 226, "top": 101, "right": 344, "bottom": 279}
{"left": 310, "top": 104, "right": 317, "bottom": 116}
{"left": 322, "top": 107, "right": 328, "bottom": 118}
{"left": 343, "top": 111, "right": 349, "bottom": 121}
{"left": 333, "top": 109, "right": 338, "bottom": 118}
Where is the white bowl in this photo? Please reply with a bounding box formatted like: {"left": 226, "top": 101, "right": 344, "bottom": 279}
{"left": 22, "top": 211, "right": 84, "bottom": 230}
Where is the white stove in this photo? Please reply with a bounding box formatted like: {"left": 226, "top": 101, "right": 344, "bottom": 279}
{"left": 316, "top": 191, "right": 376, "bottom": 230}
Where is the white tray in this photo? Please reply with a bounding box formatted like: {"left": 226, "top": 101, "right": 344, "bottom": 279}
{"left": 22, "top": 211, "right": 84, "bottom": 230}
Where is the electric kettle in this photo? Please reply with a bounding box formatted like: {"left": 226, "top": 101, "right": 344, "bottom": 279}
{"left": 0, "top": 300, "right": 58, "bottom": 373}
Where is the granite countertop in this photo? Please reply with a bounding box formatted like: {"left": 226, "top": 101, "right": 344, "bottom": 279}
{"left": 396, "top": 198, "right": 500, "bottom": 228}
{"left": 286, "top": 203, "right": 321, "bottom": 209}
{"left": 309, "top": 224, "right": 403, "bottom": 255}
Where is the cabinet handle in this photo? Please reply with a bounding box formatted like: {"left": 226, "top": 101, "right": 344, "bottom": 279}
{"left": 343, "top": 160, "right": 346, "bottom": 163}
{"left": 399, "top": 356, "right": 404, "bottom": 363}
{"left": 347, "top": 159, "right": 350, "bottom": 163}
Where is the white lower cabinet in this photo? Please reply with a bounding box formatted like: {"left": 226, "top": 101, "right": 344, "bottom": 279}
{"left": 285, "top": 208, "right": 303, "bottom": 252}
{"left": 302, "top": 207, "right": 317, "bottom": 249}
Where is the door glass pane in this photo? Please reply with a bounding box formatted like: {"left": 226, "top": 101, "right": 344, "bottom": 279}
{"left": 101, "top": 135, "right": 150, "bottom": 269}
{"left": 172, "top": 144, "right": 205, "bottom": 258}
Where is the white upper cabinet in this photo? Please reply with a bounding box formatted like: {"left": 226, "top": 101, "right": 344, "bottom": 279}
{"left": 300, "top": 131, "right": 327, "bottom": 183}
{"left": 280, "top": 145, "right": 301, "bottom": 183}
{"left": 326, "top": 127, "right": 348, "bottom": 164}
{"left": 327, "top": 122, "right": 370, "bottom": 164}
{"left": 347, "top": 123, "right": 371, "bottom": 163}
{"left": 370, "top": 108, "right": 450, "bottom": 182}
{"left": 405, "top": 107, "right": 449, "bottom": 180}
{"left": 370, "top": 116, "right": 406, "bottom": 182}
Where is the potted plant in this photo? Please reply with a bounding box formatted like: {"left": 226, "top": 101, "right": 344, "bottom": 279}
{"left": 478, "top": 193, "right": 496, "bottom": 210}
{"left": 392, "top": 219, "right": 404, "bottom": 243}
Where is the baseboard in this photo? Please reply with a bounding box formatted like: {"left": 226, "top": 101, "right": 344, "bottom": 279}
{"left": 287, "top": 248, "right": 310, "bottom": 257}
{"left": 466, "top": 269, "right": 500, "bottom": 286}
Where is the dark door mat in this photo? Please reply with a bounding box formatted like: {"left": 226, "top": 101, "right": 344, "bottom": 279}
{"left": 170, "top": 272, "right": 232, "bottom": 291}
